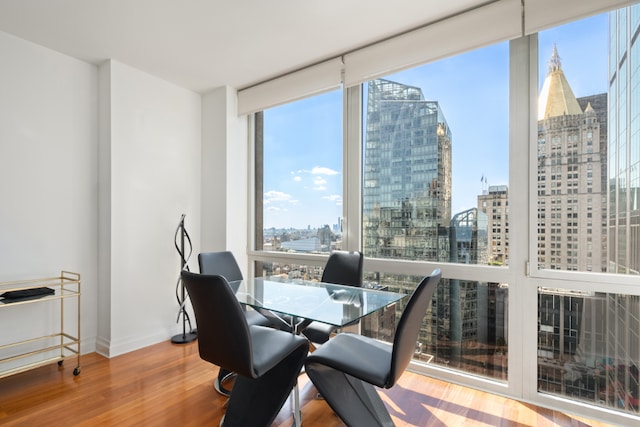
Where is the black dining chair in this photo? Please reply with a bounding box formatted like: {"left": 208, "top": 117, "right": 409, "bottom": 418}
{"left": 198, "top": 251, "right": 272, "bottom": 396}
{"left": 182, "top": 271, "right": 309, "bottom": 426}
{"left": 304, "top": 270, "right": 441, "bottom": 427}
{"left": 302, "top": 250, "right": 363, "bottom": 345}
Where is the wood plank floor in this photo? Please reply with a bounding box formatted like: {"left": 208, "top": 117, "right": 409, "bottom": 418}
{"left": 0, "top": 340, "right": 616, "bottom": 426}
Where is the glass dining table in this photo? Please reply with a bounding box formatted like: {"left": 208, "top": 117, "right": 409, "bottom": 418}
{"left": 227, "top": 277, "right": 407, "bottom": 426}
{"left": 229, "top": 277, "right": 406, "bottom": 333}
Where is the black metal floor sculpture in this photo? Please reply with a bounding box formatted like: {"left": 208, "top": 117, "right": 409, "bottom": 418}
{"left": 171, "top": 214, "right": 197, "bottom": 344}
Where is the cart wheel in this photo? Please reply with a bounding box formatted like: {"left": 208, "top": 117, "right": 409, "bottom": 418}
{"left": 73, "top": 367, "right": 81, "bottom": 376}
{"left": 58, "top": 360, "right": 64, "bottom": 366}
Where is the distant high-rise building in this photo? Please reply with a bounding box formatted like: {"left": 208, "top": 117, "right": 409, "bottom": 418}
{"left": 478, "top": 185, "right": 509, "bottom": 265}
{"left": 363, "top": 78, "right": 452, "bottom": 262}
{"left": 537, "top": 45, "right": 607, "bottom": 272}
{"left": 536, "top": 43, "right": 602, "bottom": 395}
{"left": 446, "top": 208, "right": 488, "bottom": 346}
{"left": 609, "top": 5, "right": 640, "bottom": 275}
{"left": 535, "top": 44, "right": 608, "bottom": 396}
{"left": 450, "top": 207, "right": 489, "bottom": 265}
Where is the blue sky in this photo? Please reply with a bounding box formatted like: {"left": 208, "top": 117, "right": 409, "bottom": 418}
{"left": 263, "top": 91, "right": 343, "bottom": 230}
{"left": 263, "top": 13, "right": 608, "bottom": 230}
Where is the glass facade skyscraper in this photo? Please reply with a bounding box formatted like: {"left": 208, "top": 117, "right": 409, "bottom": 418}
{"left": 362, "top": 78, "right": 507, "bottom": 380}
{"left": 609, "top": 5, "right": 640, "bottom": 274}
{"left": 363, "top": 79, "right": 452, "bottom": 261}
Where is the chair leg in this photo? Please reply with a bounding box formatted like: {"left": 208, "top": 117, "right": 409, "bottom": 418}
{"left": 214, "top": 368, "right": 234, "bottom": 397}
{"left": 222, "top": 344, "right": 308, "bottom": 427}
{"left": 306, "top": 362, "right": 394, "bottom": 427}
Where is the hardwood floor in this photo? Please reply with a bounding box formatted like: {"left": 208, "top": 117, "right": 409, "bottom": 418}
{"left": 0, "top": 340, "right": 615, "bottom": 426}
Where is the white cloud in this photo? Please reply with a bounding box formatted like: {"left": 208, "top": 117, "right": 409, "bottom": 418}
{"left": 266, "top": 206, "right": 287, "bottom": 212}
{"left": 311, "top": 166, "right": 339, "bottom": 176}
{"left": 264, "top": 190, "right": 298, "bottom": 205}
{"left": 323, "top": 194, "right": 342, "bottom": 205}
{"left": 313, "top": 177, "right": 328, "bottom": 191}
{"left": 323, "top": 194, "right": 342, "bottom": 203}
{"left": 293, "top": 176, "right": 302, "bottom": 182}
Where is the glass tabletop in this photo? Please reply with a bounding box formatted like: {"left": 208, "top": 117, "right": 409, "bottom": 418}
{"left": 229, "top": 277, "right": 406, "bottom": 327}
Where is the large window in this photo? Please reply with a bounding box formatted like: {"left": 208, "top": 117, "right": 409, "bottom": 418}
{"left": 250, "top": 2, "right": 640, "bottom": 424}
{"left": 534, "top": 7, "right": 640, "bottom": 416}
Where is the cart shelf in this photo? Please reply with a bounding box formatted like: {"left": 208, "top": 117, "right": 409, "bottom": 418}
{"left": 0, "top": 271, "right": 81, "bottom": 379}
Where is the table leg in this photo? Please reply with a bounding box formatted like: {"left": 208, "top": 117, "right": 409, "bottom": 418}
{"left": 292, "top": 382, "right": 301, "bottom": 426}
{"left": 291, "top": 316, "right": 303, "bottom": 426}
{"left": 256, "top": 310, "right": 310, "bottom": 426}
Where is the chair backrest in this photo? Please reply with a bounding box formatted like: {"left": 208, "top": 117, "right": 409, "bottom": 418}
{"left": 321, "top": 250, "right": 363, "bottom": 287}
{"left": 387, "top": 269, "right": 441, "bottom": 388}
{"left": 181, "top": 271, "right": 255, "bottom": 378}
{"left": 198, "top": 251, "right": 243, "bottom": 282}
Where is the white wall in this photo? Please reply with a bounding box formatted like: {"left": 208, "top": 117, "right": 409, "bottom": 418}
{"left": 0, "top": 30, "right": 222, "bottom": 360}
{"left": 0, "top": 31, "right": 98, "bottom": 352}
{"left": 225, "top": 91, "right": 250, "bottom": 273}
{"left": 201, "top": 87, "right": 249, "bottom": 275}
{"left": 201, "top": 88, "right": 229, "bottom": 254}
{"left": 97, "top": 60, "right": 202, "bottom": 357}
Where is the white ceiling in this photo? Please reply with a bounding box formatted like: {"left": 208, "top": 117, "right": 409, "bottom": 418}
{"left": 0, "top": 0, "right": 485, "bottom": 93}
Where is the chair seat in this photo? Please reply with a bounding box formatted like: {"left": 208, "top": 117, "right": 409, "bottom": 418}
{"left": 306, "top": 332, "right": 392, "bottom": 388}
{"left": 249, "top": 325, "right": 308, "bottom": 377}
{"left": 302, "top": 321, "right": 336, "bottom": 344}
{"left": 214, "top": 310, "right": 273, "bottom": 396}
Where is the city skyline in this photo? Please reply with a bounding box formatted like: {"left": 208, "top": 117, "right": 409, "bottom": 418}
{"left": 262, "top": 13, "right": 608, "bottom": 231}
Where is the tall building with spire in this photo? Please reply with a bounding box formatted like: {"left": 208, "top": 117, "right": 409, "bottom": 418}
{"left": 535, "top": 45, "right": 621, "bottom": 407}
{"left": 536, "top": 45, "right": 607, "bottom": 272}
